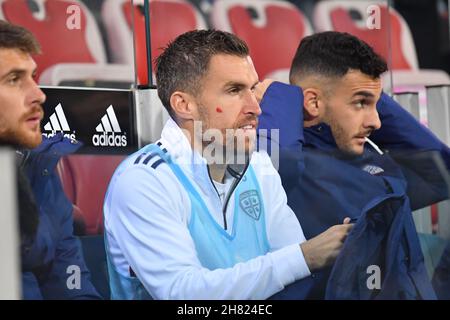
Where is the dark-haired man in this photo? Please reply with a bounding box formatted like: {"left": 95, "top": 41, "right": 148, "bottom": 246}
{"left": 0, "top": 20, "right": 100, "bottom": 299}
{"left": 257, "top": 31, "right": 450, "bottom": 299}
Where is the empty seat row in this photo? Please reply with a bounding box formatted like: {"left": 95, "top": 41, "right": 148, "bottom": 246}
{"left": 2, "top": 0, "right": 448, "bottom": 88}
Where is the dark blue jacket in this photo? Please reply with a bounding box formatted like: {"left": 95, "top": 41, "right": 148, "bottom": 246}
{"left": 325, "top": 175, "right": 436, "bottom": 299}
{"left": 21, "top": 134, "right": 101, "bottom": 299}
{"left": 259, "top": 82, "right": 449, "bottom": 299}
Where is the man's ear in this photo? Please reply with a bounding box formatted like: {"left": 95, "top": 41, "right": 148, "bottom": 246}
{"left": 170, "top": 91, "right": 196, "bottom": 121}
{"left": 303, "top": 88, "right": 321, "bottom": 121}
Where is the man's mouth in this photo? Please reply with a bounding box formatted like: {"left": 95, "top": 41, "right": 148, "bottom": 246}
{"left": 240, "top": 124, "right": 255, "bottom": 130}
{"left": 238, "top": 121, "right": 257, "bottom": 132}
{"left": 25, "top": 112, "right": 43, "bottom": 127}
{"left": 354, "top": 134, "right": 370, "bottom": 144}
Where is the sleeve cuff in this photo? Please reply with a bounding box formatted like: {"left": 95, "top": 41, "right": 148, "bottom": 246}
{"left": 271, "top": 242, "right": 311, "bottom": 287}
{"left": 259, "top": 82, "right": 304, "bottom": 149}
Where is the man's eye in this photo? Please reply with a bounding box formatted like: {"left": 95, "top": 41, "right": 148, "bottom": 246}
{"left": 355, "top": 100, "right": 366, "bottom": 108}
{"left": 8, "top": 76, "right": 19, "bottom": 85}
{"left": 228, "top": 87, "right": 239, "bottom": 94}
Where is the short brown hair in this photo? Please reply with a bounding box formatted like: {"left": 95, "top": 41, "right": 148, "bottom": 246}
{"left": 0, "top": 20, "right": 40, "bottom": 54}
{"left": 155, "top": 29, "right": 249, "bottom": 120}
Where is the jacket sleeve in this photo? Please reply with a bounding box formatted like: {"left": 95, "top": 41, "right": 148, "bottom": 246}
{"left": 38, "top": 172, "right": 101, "bottom": 300}
{"left": 258, "top": 81, "right": 307, "bottom": 179}
{"left": 258, "top": 81, "right": 305, "bottom": 152}
{"left": 372, "top": 93, "right": 450, "bottom": 167}
{"left": 255, "top": 152, "right": 315, "bottom": 300}
{"left": 371, "top": 93, "right": 450, "bottom": 207}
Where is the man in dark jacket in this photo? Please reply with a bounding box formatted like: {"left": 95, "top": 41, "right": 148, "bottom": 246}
{"left": 0, "top": 20, "right": 100, "bottom": 299}
{"left": 257, "top": 31, "right": 450, "bottom": 299}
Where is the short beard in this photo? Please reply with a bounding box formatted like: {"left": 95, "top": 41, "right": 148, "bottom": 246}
{"left": 197, "top": 106, "right": 255, "bottom": 165}
{"left": 323, "top": 106, "right": 360, "bottom": 157}
{"left": 0, "top": 127, "right": 42, "bottom": 149}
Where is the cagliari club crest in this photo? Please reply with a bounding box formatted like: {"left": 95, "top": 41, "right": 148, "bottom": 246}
{"left": 239, "top": 190, "right": 261, "bottom": 220}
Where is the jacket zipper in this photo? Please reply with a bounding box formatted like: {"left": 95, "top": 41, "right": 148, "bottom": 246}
{"left": 206, "top": 162, "right": 249, "bottom": 231}
{"left": 206, "top": 166, "right": 227, "bottom": 229}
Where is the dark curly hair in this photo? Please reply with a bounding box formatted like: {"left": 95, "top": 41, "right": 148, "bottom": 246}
{"left": 289, "top": 31, "right": 387, "bottom": 84}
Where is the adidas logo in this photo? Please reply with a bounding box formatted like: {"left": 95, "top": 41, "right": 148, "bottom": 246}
{"left": 42, "top": 103, "right": 76, "bottom": 140}
{"left": 92, "top": 105, "right": 127, "bottom": 147}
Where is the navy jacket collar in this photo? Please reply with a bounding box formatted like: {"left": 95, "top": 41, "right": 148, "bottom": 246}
{"left": 304, "top": 123, "right": 337, "bottom": 152}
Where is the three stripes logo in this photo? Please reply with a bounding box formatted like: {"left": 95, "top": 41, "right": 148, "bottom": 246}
{"left": 92, "top": 105, "right": 127, "bottom": 147}
{"left": 42, "top": 103, "right": 76, "bottom": 140}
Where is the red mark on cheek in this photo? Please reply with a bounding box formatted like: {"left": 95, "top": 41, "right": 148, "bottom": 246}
{"left": 216, "top": 106, "right": 223, "bottom": 113}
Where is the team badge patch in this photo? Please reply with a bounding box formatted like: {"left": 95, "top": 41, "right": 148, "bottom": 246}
{"left": 239, "top": 190, "right": 261, "bottom": 220}
{"left": 362, "top": 164, "right": 385, "bottom": 175}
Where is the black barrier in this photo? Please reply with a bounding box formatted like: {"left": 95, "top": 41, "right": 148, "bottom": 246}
{"left": 41, "top": 87, "right": 138, "bottom": 155}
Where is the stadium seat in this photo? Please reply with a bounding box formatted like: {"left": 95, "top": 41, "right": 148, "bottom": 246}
{"left": 211, "top": 0, "right": 313, "bottom": 82}
{"left": 102, "top": 0, "right": 206, "bottom": 86}
{"left": 418, "top": 233, "right": 448, "bottom": 280}
{"left": 57, "top": 154, "right": 125, "bottom": 235}
{"left": 313, "top": 0, "right": 450, "bottom": 88}
{"left": 314, "top": 0, "right": 417, "bottom": 70}
{"left": 0, "top": 0, "right": 106, "bottom": 81}
{"left": 38, "top": 63, "right": 134, "bottom": 87}
{"left": 432, "top": 241, "right": 450, "bottom": 300}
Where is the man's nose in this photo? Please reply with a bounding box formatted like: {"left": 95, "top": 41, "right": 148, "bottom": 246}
{"left": 244, "top": 90, "right": 262, "bottom": 116}
{"left": 30, "top": 80, "right": 46, "bottom": 106}
{"left": 364, "top": 108, "right": 381, "bottom": 131}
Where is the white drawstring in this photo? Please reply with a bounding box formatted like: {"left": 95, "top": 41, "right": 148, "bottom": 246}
{"left": 365, "top": 137, "right": 384, "bottom": 155}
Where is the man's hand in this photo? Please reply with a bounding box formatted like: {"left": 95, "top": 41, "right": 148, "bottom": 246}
{"left": 254, "top": 79, "right": 275, "bottom": 103}
{"left": 300, "top": 217, "right": 353, "bottom": 272}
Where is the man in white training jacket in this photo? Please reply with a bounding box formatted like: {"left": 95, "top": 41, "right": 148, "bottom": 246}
{"left": 103, "top": 30, "right": 353, "bottom": 300}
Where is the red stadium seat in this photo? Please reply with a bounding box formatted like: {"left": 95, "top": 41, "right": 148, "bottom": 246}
{"left": 314, "top": 0, "right": 416, "bottom": 70}
{"left": 0, "top": 0, "right": 106, "bottom": 81}
{"left": 38, "top": 63, "right": 134, "bottom": 87}
{"left": 57, "top": 155, "right": 125, "bottom": 235}
{"left": 313, "top": 0, "right": 450, "bottom": 87}
{"left": 431, "top": 204, "right": 439, "bottom": 233}
{"left": 211, "top": 0, "right": 313, "bottom": 81}
{"left": 102, "top": 0, "right": 206, "bottom": 86}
